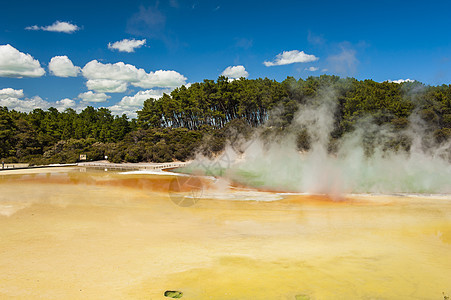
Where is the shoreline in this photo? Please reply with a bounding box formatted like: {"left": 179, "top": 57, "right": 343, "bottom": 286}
{"left": 78, "top": 160, "right": 189, "bottom": 171}
{"left": 0, "top": 160, "right": 189, "bottom": 174}
{"left": 1, "top": 164, "right": 450, "bottom": 201}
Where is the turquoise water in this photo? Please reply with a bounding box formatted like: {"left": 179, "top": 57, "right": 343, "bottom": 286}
{"left": 183, "top": 145, "right": 451, "bottom": 195}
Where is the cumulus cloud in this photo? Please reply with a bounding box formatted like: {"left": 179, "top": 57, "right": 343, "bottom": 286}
{"left": 108, "top": 38, "right": 146, "bottom": 53}
{"left": 0, "top": 44, "right": 45, "bottom": 78}
{"left": 55, "top": 98, "right": 76, "bottom": 110}
{"left": 0, "top": 88, "right": 49, "bottom": 112}
{"left": 86, "top": 79, "right": 128, "bottom": 93}
{"left": 388, "top": 79, "right": 415, "bottom": 84}
{"left": 305, "top": 66, "right": 319, "bottom": 72}
{"left": 54, "top": 98, "right": 90, "bottom": 112}
{"left": 109, "top": 89, "right": 170, "bottom": 117}
{"left": 81, "top": 60, "right": 187, "bottom": 90}
{"left": 118, "top": 89, "right": 169, "bottom": 107}
{"left": 82, "top": 60, "right": 144, "bottom": 82}
{"left": 133, "top": 70, "right": 187, "bottom": 88}
{"left": 264, "top": 50, "right": 319, "bottom": 67}
{"left": 26, "top": 21, "right": 80, "bottom": 33}
{"left": 1, "top": 95, "right": 49, "bottom": 112}
{"left": 221, "top": 65, "right": 249, "bottom": 79}
{"left": 78, "top": 91, "right": 111, "bottom": 103}
{"left": 0, "top": 88, "right": 24, "bottom": 99}
{"left": 327, "top": 43, "right": 358, "bottom": 75}
{"left": 48, "top": 56, "right": 80, "bottom": 77}
{"left": 0, "top": 88, "right": 82, "bottom": 112}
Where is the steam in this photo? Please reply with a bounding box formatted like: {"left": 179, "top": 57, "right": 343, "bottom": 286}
{"left": 188, "top": 89, "right": 451, "bottom": 196}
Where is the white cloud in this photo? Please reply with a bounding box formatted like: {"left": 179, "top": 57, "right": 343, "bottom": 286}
{"left": 82, "top": 60, "right": 145, "bottom": 82}
{"left": 86, "top": 79, "right": 128, "bottom": 93}
{"left": 388, "top": 79, "right": 415, "bottom": 84}
{"left": 108, "top": 38, "right": 146, "bottom": 53}
{"left": 81, "top": 60, "right": 187, "bottom": 90}
{"left": 78, "top": 91, "right": 111, "bottom": 103}
{"left": 55, "top": 99, "right": 89, "bottom": 113}
{"left": 305, "top": 66, "right": 319, "bottom": 72}
{"left": 55, "top": 98, "right": 76, "bottom": 111}
{"left": 0, "top": 88, "right": 24, "bottom": 99}
{"left": 48, "top": 56, "right": 80, "bottom": 77}
{"left": 221, "top": 65, "right": 249, "bottom": 79}
{"left": 0, "top": 89, "right": 50, "bottom": 112}
{"left": 0, "top": 44, "right": 45, "bottom": 78}
{"left": 26, "top": 21, "right": 80, "bottom": 33}
{"left": 0, "top": 88, "right": 82, "bottom": 112}
{"left": 264, "top": 50, "right": 318, "bottom": 67}
{"left": 118, "top": 89, "right": 169, "bottom": 107}
{"left": 132, "top": 70, "right": 187, "bottom": 88}
{"left": 5, "top": 96, "right": 50, "bottom": 112}
{"left": 109, "top": 89, "right": 170, "bottom": 117}
{"left": 26, "top": 25, "right": 40, "bottom": 31}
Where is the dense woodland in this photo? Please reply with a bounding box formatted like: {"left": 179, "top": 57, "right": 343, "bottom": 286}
{"left": 1, "top": 75, "right": 450, "bottom": 165}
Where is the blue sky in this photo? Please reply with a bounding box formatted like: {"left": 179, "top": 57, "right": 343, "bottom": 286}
{"left": 1, "top": 0, "right": 450, "bottom": 117}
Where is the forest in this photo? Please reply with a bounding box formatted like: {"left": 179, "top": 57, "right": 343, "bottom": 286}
{"left": 1, "top": 75, "right": 450, "bottom": 165}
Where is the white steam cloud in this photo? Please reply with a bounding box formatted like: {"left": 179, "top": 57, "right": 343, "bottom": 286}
{"left": 326, "top": 43, "right": 358, "bottom": 75}
{"left": 189, "top": 89, "right": 451, "bottom": 196}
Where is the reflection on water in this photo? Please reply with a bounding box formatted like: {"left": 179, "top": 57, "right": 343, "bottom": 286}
{"left": 0, "top": 168, "right": 450, "bottom": 299}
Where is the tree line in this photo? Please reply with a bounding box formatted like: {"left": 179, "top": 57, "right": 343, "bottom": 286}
{"left": 1, "top": 75, "right": 450, "bottom": 164}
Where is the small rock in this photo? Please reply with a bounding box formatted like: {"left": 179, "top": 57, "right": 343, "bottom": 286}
{"left": 164, "top": 290, "right": 183, "bottom": 298}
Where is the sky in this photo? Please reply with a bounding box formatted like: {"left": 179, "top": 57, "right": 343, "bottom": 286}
{"left": 1, "top": 0, "right": 450, "bottom": 118}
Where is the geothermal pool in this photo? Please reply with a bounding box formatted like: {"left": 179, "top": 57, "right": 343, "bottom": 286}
{"left": 0, "top": 167, "right": 450, "bottom": 299}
